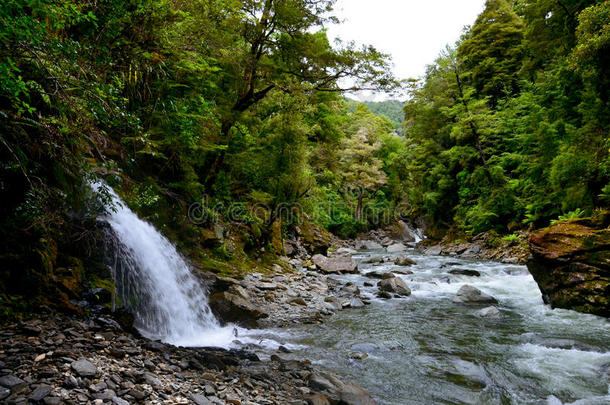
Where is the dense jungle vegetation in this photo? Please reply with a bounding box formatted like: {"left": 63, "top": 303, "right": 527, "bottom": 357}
{"left": 0, "top": 0, "right": 609, "bottom": 314}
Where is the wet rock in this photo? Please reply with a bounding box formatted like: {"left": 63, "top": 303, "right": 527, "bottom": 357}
{"left": 528, "top": 215, "right": 610, "bottom": 317}
{"left": 378, "top": 277, "right": 411, "bottom": 296}
{"left": 386, "top": 243, "right": 407, "bottom": 253}
{"left": 348, "top": 352, "right": 368, "bottom": 360}
{"left": 356, "top": 240, "right": 383, "bottom": 250}
{"left": 361, "top": 255, "right": 384, "bottom": 264}
{"left": 395, "top": 256, "right": 416, "bottom": 266}
{"left": 311, "top": 254, "right": 358, "bottom": 274}
{"left": 209, "top": 291, "right": 269, "bottom": 327}
{"left": 377, "top": 291, "right": 392, "bottom": 299}
{"left": 381, "top": 273, "right": 396, "bottom": 280}
{"left": 452, "top": 285, "right": 498, "bottom": 305}
{"left": 308, "top": 372, "right": 375, "bottom": 405}
{"left": 348, "top": 298, "right": 365, "bottom": 308}
{"left": 476, "top": 306, "right": 501, "bottom": 319}
{"left": 448, "top": 269, "right": 481, "bottom": 277}
{"left": 29, "top": 385, "right": 52, "bottom": 402}
{"left": 364, "top": 271, "right": 385, "bottom": 279}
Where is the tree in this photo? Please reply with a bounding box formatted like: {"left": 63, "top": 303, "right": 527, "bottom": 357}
{"left": 458, "top": 0, "right": 525, "bottom": 106}
{"left": 201, "top": 0, "right": 399, "bottom": 189}
{"left": 339, "top": 105, "right": 388, "bottom": 221}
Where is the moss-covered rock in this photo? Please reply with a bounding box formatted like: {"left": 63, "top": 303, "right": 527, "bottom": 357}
{"left": 527, "top": 214, "right": 610, "bottom": 317}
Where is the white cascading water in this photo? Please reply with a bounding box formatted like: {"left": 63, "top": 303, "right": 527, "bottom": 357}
{"left": 93, "top": 182, "right": 235, "bottom": 347}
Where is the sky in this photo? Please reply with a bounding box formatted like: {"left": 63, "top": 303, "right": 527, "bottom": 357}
{"left": 325, "top": 0, "right": 486, "bottom": 100}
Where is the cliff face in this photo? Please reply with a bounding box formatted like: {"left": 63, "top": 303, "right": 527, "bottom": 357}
{"left": 527, "top": 215, "right": 610, "bottom": 317}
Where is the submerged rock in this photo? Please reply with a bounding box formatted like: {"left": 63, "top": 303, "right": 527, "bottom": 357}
{"left": 452, "top": 285, "right": 498, "bottom": 305}
{"left": 475, "top": 306, "right": 501, "bottom": 319}
{"left": 378, "top": 277, "right": 411, "bottom": 296}
{"left": 361, "top": 255, "right": 384, "bottom": 264}
{"left": 308, "top": 372, "right": 375, "bottom": 405}
{"left": 527, "top": 215, "right": 610, "bottom": 317}
{"left": 312, "top": 254, "right": 358, "bottom": 274}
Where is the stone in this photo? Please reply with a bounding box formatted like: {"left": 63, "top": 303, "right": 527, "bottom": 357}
{"left": 0, "top": 375, "right": 26, "bottom": 390}
{"left": 348, "top": 298, "right": 365, "bottom": 308}
{"left": 311, "top": 254, "right": 358, "bottom": 274}
{"left": 355, "top": 240, "right": 383, "bottom": 250}
{"left": 452, "top": 285, "right": 498, "bottom": 304}
{"left": 425, "top": 245, "right": 443, "bottom": 255}
{"left": 386, "top": 243, "right": 407, "bottom": 253}
{"left": 297, "top": 222, "right": 333, "bottom": 255}
{"left": 448, "top": 269, "right": 481, "bottom": 277}
{"left": 395, "top": 256, "right": 416, "bottom": 266}
{"left": 191, "top": 394, "right": 213, "bottom": 405}
{"left": 381, "top": 272, "right": 395, "bottom": 280}
{"left": 112, "top": 397, "right": 129, "bottom": 405}
{"left": 256, "top": 282, "right": 278, "bottom": 290}
{"left": 476, "top": 306, "right": 502, "bottom": 318}
{"left": 377, "top": 277, "right": 411, "bottom": 296}
{"left": 308, "top": 372, "right": 375, "bottom": 405}
{"left": 290, "top": 297, "right": 307, "bottom": 306}
{"left": 71, "top": 358, "right": 98, "bottom": 377}
{"left": 209, "top": 292, "right": 269, "bottom": 327}
{"left": 377, "top": 291, "right": 392, "bottom": 299}
{"left": 0, "top": 387, "right": 9, "bottom": 401}
{"left": 29, "top": 385, "right": 51, "bottom": 402}
{"left": 43, "top": 397, "right": 61, "bottom": 405}
{"left": 527, "top": 215, "right": 610, "bottom": 317}
{"left": 335, "top": 247, "right": 358, "bottom": 255}
{"left": 361, "top": 255, "right": 384, "bottom": 264}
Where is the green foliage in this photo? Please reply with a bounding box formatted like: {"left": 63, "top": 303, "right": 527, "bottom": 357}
{"left": 403, "top": 0, "right": 609, "bottom": 235}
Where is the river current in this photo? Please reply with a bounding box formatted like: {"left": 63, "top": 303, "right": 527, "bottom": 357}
{"left": 258, "top": 248, "right": 610, "bottom": 405}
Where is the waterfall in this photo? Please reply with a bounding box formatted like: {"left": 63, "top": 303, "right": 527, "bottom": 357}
{"left": 93, "top": 182, "right": 234, "bottom": 347}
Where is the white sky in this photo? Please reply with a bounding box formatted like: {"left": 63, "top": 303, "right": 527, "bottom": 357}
{"left": 326, "top": 0, "right": 486, "bottom": 100}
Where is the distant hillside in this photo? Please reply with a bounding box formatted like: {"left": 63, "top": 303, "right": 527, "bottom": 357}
{"left": 345, "top": 99, "right": 405, "bottom": 135}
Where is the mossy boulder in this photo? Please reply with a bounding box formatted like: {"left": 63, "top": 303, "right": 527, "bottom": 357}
{"left": 296, "top": 221, "right": 333, "bottom": 255}
{"left": 527, "top": 214, "right": 610, "bottom": 317}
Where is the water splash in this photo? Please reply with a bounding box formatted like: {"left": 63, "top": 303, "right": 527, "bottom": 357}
{"left": 93, "top": 182, "right": 235, "bottom": 347}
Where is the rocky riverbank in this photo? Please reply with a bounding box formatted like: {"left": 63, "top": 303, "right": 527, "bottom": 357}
{"left": 0, "top": 313, "right": 376, "bottom": 405}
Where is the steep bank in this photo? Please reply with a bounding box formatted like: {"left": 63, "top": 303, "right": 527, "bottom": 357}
{"left": 527, "top": 215, "right": 610, "bottom": 317}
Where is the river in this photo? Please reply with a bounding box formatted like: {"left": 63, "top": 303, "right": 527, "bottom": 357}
{"left": 256, "top": 248, "right": 610, "bottom": 405}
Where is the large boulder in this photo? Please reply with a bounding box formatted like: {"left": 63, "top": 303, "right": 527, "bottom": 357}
{"left": 208, "top": 292, "right": 268, "bottom": 327}
{"left": 452, "top": 285, "right": 498, "bottom": 304}
{"left": 377, "top": 277, "right": 411, "bottom": 296}
{"left": 386, "top": 243, "right": 407, "bottom": 253}
{"left": 296, "top": 222, "right": 333, "bottom": 255}
{"left": 312, "top": 254, "right": 358, "bottom": 274}
{"left": 527, "top": 216, "right": 610, "bottom": 317}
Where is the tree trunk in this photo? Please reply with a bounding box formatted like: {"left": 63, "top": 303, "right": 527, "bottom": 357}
{"left": 356, "top": 187, "right": 364, "bottom": 221}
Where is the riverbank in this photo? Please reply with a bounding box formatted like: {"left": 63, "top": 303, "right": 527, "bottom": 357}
{"left": 0, "top": 312, "right": 376, "bottom": 405}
